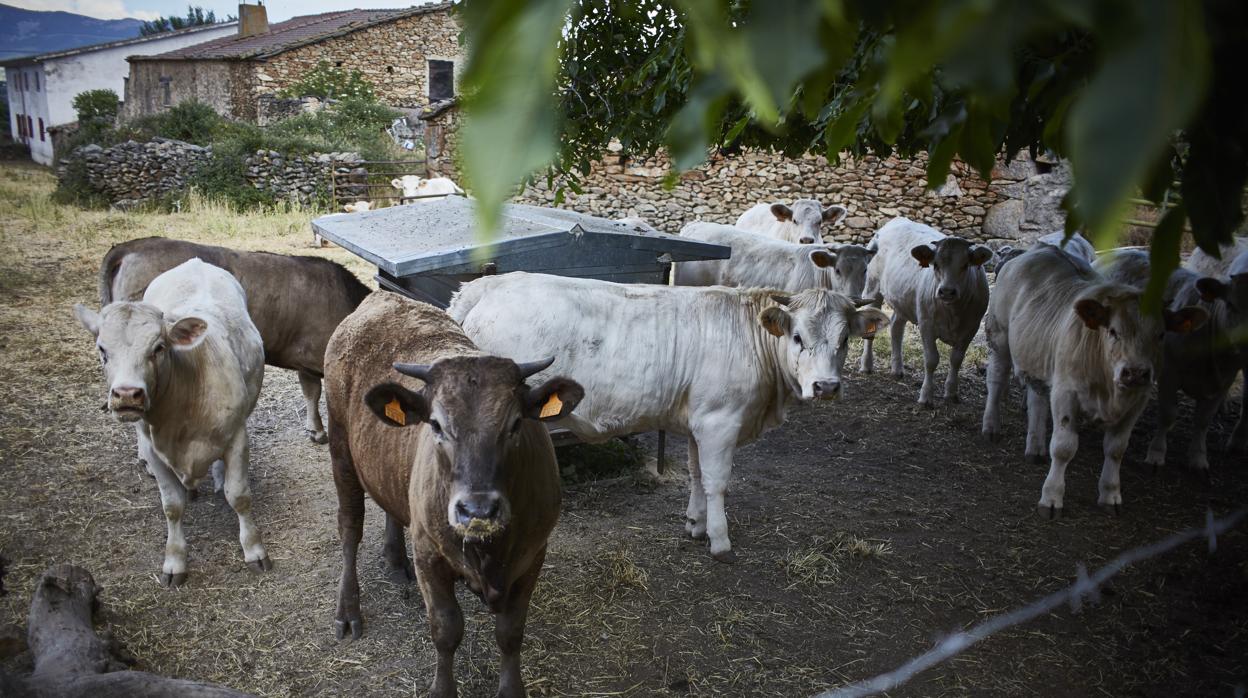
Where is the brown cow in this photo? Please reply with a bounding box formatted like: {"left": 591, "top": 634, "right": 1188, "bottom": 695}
{"left": 99, "top": 237, "right": 370, "bottom": 443}
{"left": 324, "top": 291, "right": 583, "bottom": 698}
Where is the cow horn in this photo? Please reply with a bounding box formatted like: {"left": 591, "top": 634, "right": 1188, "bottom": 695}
{"left": 853, "top": 297, "right": 876, "bottom": 308}
{"left": 516, "top": 356, "right": 555, "bottom": 378}
{"left": 393, "top": 362, "right": 433, "bottom": 381}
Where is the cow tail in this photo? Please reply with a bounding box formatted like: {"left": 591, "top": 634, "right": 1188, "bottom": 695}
{"left": 98, "top": 243, "right": 129, "bottom": 306}
{"left": 445, "top": 277, "right": 492, "bottom": 324}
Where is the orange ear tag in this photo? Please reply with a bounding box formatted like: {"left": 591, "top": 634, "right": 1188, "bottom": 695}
{"left": 539, "top": 393, "right": 563, "bottom": 419}
{"left": 1181, "top": 319, "right": 1193, "bottom": 333}
{"left": 865, "top": 322, "right": 877, "bottom": 335}
{"left": 384, "top": 398, "right": 406, "bottom": 425}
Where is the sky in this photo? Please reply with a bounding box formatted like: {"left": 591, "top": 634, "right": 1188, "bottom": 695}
{"left": 8, "top": 0, "right": 439, "bottom": 22}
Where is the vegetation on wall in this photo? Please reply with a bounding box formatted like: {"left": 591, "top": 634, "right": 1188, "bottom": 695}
{"left": 458, "top": 0, "right": 1248, "bottom": 307}
{"left": 279, "top": 61, "right": 377, "bottom": 102}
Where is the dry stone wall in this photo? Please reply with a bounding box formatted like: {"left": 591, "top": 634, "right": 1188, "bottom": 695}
{"left": 57, "top": 139, "right": 363, "bottom": 208}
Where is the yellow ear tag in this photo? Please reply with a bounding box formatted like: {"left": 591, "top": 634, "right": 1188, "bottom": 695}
{"left": 539, "top": 393, "right": 563, "bottom": 419}
{"left": 865, "top": 322, "right": 877, "bottom": 335}
{"left": 384, "top": 398, "right": 406, "bottom": 425}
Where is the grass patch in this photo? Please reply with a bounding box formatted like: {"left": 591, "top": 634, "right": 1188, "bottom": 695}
{"left": 782, "top": 532, "right": 893, "bottom": 589}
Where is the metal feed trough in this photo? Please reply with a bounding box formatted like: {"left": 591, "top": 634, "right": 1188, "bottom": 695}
{"left": 311, "top": 197, "right": 731, "bottom": 467}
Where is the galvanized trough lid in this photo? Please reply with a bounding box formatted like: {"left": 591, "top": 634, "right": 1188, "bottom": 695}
{"left": 310, "top": 196, "right": 729, "bottom": 277}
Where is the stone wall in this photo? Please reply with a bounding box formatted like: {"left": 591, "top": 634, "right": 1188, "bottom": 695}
{"left": 57, "top": 138, "right": 363, "bottom": 208}
{"left": 512, "top": 144, "right": 1070, "bottom": 245}
{"left": 256, "top": 5, "right": 461, "bottom": 112}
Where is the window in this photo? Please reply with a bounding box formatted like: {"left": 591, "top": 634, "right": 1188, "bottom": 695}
{"left": 27, "top": 115, "right": 33, "bottom": 140}
{"left": 16, "top": 114, "right": 24, "bottom": 139}
{"left": 428, "top": 59, "right": 454, "bottom": 101}
{"left": 160, "top": 76, "right": 172, "bottom": 107}
{"left": 34, "top": 73, "right": 39, "bottom": 91}
{"left": 38, "top": 118, "right": 45, "bottom": 141}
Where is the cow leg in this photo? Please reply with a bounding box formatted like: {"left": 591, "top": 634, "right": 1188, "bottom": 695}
{"left": 1098, "top": 409, "right": 1140, "bottom": 514}
{"left": 332, "top": 433, "right": 365, "bottom": 640}
{"left": 222, "top": 431, "right": 271, "bottom": 572}
{"left": 859, "top": 336, "right": 875, "bottom": 373}
{"left": 1145, "top": 373, "right": 1180, "bottom": 470}
{"left": 382, "top": 513, "right": 415, "bottom": 582}
{"left": 889, "top": 316, "right": 908, "bottom": 379}
{"left": 684, "top": 438, "right": 707, "bottom": 540}
{"left": 418, "top": 555, "right": 463, "bottom": 698}
{"left": 298, "top": 371, "right": 329, "bottom": 444}
{"left": 1185, "top": 394, "right": 1222, "bottom": 472}
{"left": 1040, "top": 391, "right": 1079, "bottom": 518}
{"left": 944, "top": 337, "right": 970, "bottom": 404}
{"left": 981, "top": 339, "right": 1011, "bottom": 440}
{"left": 1024, "top": 387, "right": 1049, "bottom": 463}
{"left": 495, "top": 547, "right": 544, "bottom": 698}
{"left": 692, "top": 425, "right": 739, "bottom": 563}
{"left": 916, "top": 322, "right": 939, "bottom": 408}
{"left": 142, "top": 428, "right": 189, "bottom": 587}
{"left": 1229, "top": 369, "right": 1248, "bottom": 454}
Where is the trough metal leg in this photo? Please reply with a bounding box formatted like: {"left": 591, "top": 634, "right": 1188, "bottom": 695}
{"left": 656, "top": 431, "right": 667, "bottom": 475}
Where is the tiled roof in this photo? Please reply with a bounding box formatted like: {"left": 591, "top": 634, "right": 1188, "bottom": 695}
{"left": 131, "top": 3, "right": 452, "bottom": 62}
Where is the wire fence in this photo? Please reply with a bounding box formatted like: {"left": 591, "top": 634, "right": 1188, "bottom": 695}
{"left": 816, "top": 506, "right": 1248, "bottom": 698}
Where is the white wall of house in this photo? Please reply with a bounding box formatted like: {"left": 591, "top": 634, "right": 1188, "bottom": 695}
{"left": 4, "top": 23, "right": 235, "bottom": 165}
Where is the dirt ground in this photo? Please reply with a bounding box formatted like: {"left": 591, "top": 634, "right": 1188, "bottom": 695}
{"left": 1, "top": 163, "right": 1246, "bottom": 697}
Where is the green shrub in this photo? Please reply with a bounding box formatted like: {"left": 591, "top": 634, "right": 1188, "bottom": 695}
{"left": 279, "top": 61, "right": 376, "bottom": 101}
{"left": 148, "top": 101, "right": 222, "bottom": 144}
{"left": 72, "top": 89, "right": 120, "bottom": 124}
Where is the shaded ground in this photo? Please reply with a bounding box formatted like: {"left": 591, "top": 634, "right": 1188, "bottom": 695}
{"left": 1, "top": 164, "right": 1245, "bottom": 697}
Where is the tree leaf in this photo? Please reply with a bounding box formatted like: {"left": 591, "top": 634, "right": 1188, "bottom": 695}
{"left": 1143, "top": 204, "right": 1186, "bottom": 313}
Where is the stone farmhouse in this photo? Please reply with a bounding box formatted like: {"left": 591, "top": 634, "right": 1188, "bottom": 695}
{"left": 123, "top": 3, "right": 460, "bottom": 123}
{"left": 1, "top": 23, "right": 238, "bottom": 165}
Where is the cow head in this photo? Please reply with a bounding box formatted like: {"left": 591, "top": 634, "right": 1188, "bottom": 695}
{"left": 818, "top": 244, "right": 875, "bottom": 300}
{"left": 73, "top": 302, "right": 208, "bottom": 422}
{"left": 364, "top": 356, "right": 583, "bottom": 541}
{"left": 770, "top": 199, "right": 848, "bottom": 244}
{"left": 390, "top": 175, "right": 422, "bottom": 199}
{"left": 911, "top": 237, "right": 993, "bottom": 303}
{"left": 1073, "top": 286, "right": 1207, "bottom": 390}
{"left": 759, "top": 290, "right": 890, "bottom": 400}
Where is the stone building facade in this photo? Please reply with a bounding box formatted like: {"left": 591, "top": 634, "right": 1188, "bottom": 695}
{"left": 123, "top": 3, "right": 460, "bottom": 122}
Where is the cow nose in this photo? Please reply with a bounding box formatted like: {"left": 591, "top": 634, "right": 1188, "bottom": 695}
{"left": 455, "top": 494, "right": 501, "bottom": 523}
{"left": 111, "top": 386, "right": 145, "bottom": 402}
{"left": 1120, "top": 366, "right": 1152, "bottom": 387}
{"left": 799, "top": 236, "right": 816, "bottom": 244}
{"left": 813, "top": 380, "right": 841, "bottom": 399}
{"left": 937, "top": 287, "right": 958, "bottom": 301}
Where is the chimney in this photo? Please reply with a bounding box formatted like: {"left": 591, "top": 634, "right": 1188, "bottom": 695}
{"left": 238, "top": 3, "right": 268, "bottom": 37}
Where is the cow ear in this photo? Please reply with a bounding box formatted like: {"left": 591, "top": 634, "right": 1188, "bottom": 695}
{"left": 769, "top": 293, "right": 792, "bottom": 307}
{"left": 168, "top": 316, "right": 208, "bottom": 350}
{"left": 911, "top": 244, "right": 936, "bottom": 267}
{"left": 851, "top": 307, "right": 890, "bottom": 339}
{"left": 1196, "top": 277, "right": 1227, "bottom": 302}
{"left": 1164, "top": 306, "right": 1209, "bottom": 334}
{"left": 364, "top": 382, "right": 429, "bottom": 428}
{"left": 524, "top": 377, "right": 584, "bottom": 422}
{"left": 390, "top": 178, "right": 402, "bottom": 190}
{"left": 822, "top": 205, "right": 848, "bottom": 225}
{"left": 1074, "top": 299, "right": 1110, "bottom": 330}
{"left": 969, "top": 245, "right": 994, "bottom": 267}
{"left": 73, "top": 303, "right": 101, "bottom": 337}
{"left": 809, "top": 249, "right": 837, "bottom": 268}
{"left": 770, "top": 203, "right": 793, "bottom": 222}
{"left": 759, "top": 307, "right": 793, "bottom": 337}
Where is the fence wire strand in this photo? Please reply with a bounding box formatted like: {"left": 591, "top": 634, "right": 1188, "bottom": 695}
{"left": 817, "top": 507, "right": 1248, "bottom": 698}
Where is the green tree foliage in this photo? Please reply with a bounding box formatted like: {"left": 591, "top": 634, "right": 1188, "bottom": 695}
{"left": 280, "top": 61, "right": 377, "bottom": 102}
{"left": 71, "top": 89, "right": 120, "bottom": 124}
{"left": 139, "top": 6, "right": 222, "bottom": 36}
{"left": 458, "top": 0, "right": 1248, "bottom": 307}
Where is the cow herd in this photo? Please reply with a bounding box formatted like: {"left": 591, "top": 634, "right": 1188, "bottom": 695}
{"left": 68, "top": 202, "right": 1248, "bottom": 697}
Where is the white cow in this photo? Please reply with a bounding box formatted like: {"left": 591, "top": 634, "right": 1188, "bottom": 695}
{"left": 449, "top": 273, "right": 889, "bottom": 562}
{"left": 995, "top": 232, "right": 1096, "bottom": 273}
{"left": 674, "top": 222, "right": 876, "bottom": 299}
{"left": 981, "top": 246, "right": 1207, "bottom": 517}
{"left": 342, "top": 201, "right": 373, "bottom": 213}
{"left": 735, "top": 199, "right": 849, "bottom": 245}
{"left": 1186, "top": 236, "right": 1248, "bottom": 278}
{"left": 390, "top": 175, "right": 464, "bottom": 203}
{"left": 860, "top": 217, "right": 992, "bottom": 406}
{"left": 1102, "top": 249, "right": 1248, "bottom": 466}
{"left": 73, "top": 258, "right": 269, "bottom": 586}
{"left": 617, "top": 216, "right": 661, "bottom": 234}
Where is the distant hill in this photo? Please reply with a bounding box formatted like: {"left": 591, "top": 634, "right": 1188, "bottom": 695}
{"left": 0, "top": 4, "right": 144, "bottom": 61}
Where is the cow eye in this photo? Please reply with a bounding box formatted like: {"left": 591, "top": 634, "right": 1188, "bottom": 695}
{"left": 511, "top": 418, "right": 522, "bottom": 435}
{"left": 1108, "top": 328, "right": 1119, "bottom": 339}
{"left": 429, "top": 419, "right": 444, "bottom": 437}
{"left": 793, "top": 333, "right": 803, "bottom": 347}
{"left": 152, "top": 343, "right": 165, "bottom": 356}
{"left": 840, "top": 335, "right": 849, "bottom": 350}
{"left": 98, "top": 346, "right": 108, "bottom": 363}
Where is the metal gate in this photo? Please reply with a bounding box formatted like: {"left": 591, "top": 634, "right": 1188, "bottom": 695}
{"left": 330, "top": 159, "right": 429, "bottom": 209}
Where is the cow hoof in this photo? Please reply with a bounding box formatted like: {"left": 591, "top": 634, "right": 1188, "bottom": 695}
{"left": 945, "top": 394, "right": 961, "bottom": 405}
{"left": 918, "top": 399, "right": 934, "bottom": 410}
{"left": 891, "top": 371, "right": 904, "bottom": 381}
{"left": 160, "top": 572, "right": 188, "bottom": 588}
{"left": 334, "top": 617, "right": 362, "bottom": 641}
{"left": 186, "top": 488, "right": 199, "bottom": 502}
{"left": 1036, "top": 504, "right": 1062, "bottom": 520}
{"left": 711, "top": 549, "right": 738, "bottom": 565}
{"left": 387, "top": 560, "right": 416, "bottom": 584}
{"left": 981, "top": 429, "right": 1000, "bottom": 443}
{"left": 1025, "top": 453, "right": 1046, "bottom": 465}
{"left": 246, "top": 556, "right": 274, "bottom": 573}
{"left": 307, "top": 430, "right": 329, "bottom": 445}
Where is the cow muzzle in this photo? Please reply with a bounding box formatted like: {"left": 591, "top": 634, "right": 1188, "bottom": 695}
{"left": 799, "top": 236, "right": 817, "bottom": 245}
{"left": 812, "top": 380, "right": 842, "bottom": 400}
{"left": 449, "top": 492, "right": 508, "bottom": 541}
{"left": 937, "top": 287, "right": 959, "bottom": 303}
{"left": 1116, "top": 365, "right": 1152, "bottom": 390}
{"left": 109, "top": 385, "right": 147, "bottom": 422}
